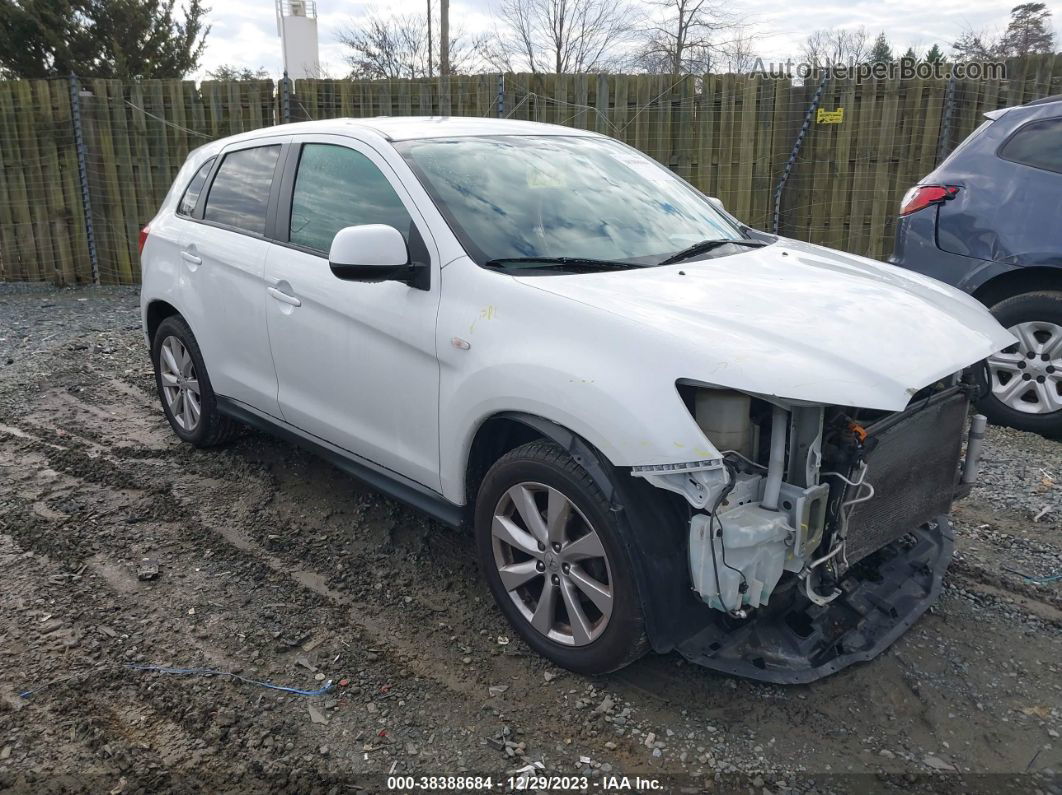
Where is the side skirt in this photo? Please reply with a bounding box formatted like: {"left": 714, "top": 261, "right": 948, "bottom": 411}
{"left": 216, "top": 396, "right": 465, "bottom": 529}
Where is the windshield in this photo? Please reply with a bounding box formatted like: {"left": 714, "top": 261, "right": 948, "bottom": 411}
{"left": 397, "top": 135, "right": 744, "bottom": 266}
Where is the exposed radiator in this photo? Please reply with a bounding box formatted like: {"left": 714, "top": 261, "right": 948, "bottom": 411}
{"left": 842, "top": 389, "right": 968, "bottom": 566}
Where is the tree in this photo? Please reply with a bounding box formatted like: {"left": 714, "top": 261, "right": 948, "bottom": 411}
{"left": 206, "top": 64, "right": 270, "bottom": 80}
{"left": 479, "top": 0, "right": 637, "bottom": 74}
{"left": 953, "top": 3, "right": 1055, "bottom": 59}
{"left": 636, "top": 0, "right": 742, "bottom": 75}
{"left": 713, "top": 25, "right": 761, "bottom": 74}
{"left": 900, "top": 46, "right": 917, "bottom": 62}
{"left": 952, "top": 29, "right": 999, "bottom": 60}
{"left": 867, "top": 32, "right": 893, "bottom": 64}
{"left": 801, "top": 27, "right": 869, "bottom": 67}
{"left": 0, "top": 0, "right": 210, "bottom": 79}
{"left": 340, "top": 8, "right": 477, "bottom": 79}
{"left": 1000, "top": 2, "right": 1054, "bottom": 56}
{"left": 924, "top": 44, "right": 945, "bottom": 63}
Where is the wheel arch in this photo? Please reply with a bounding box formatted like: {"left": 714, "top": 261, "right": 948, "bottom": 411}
{"left": 145, "top": 299, "right": 183, "bottom": 344}
{"left": 972, "top": 265, "right": 1062, "bottom": 309}
{"left": 463, "top": 411, "right": 634, "bottom": 504}
{"left": 465, "top": 410, "right": 706, "bottom": 655}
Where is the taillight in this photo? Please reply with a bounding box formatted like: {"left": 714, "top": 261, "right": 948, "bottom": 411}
{"left": 899, "top": 185, "right": 960, "bottom": 216}
{"left": 138, "top": 225, "right": 150, "bottom": 257}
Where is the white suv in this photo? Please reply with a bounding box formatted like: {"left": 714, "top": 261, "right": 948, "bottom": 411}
{"left": 140, "top": 117, "right": 1012, "bottom": 682}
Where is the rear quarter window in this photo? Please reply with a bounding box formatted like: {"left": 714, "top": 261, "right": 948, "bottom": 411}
{"left": 176, "top": 157, "right": 215, "bottom": 216}
{"left": 999, "top": 117, "right": 1062, "bottom": 174}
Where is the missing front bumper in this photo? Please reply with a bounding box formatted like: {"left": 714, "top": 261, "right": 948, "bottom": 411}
{"left": 675, "top": 518, "right": 954, "bottom": 684}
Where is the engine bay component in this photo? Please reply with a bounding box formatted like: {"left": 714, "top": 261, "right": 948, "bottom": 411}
{"left": 779, "top": 480, "right": 830, "bottom": 558}
{"left": 677, "top": 520, "right": 954, "bottom": 683}
{"left": 665, "top": 381, "right": 975, "bottom": 681}
{"left": 962, "top": 413, "right": 987, "bottom": 485}
{"left": 694, "top": 390, "right": 753, "bottom": 457}
{"left": 761, "top": 405, "right": 788, "bottom": 511}
{"left": 834, "top": 388, "right": 967, "bottom": 569}
{"left": 688, "top": 465, "right": 830, "bottom": 612}
{"left": 689, "top": 509, "right": 796, "bottom": 612}
{"left": 630, "top": 459, "right": 728, "bottom": 510}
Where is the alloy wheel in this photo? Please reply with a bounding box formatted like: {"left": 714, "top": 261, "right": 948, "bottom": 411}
{"left": 491, "top": 482, "right": 613, "bottom": 646}
{"left": 159, "top": 335, "right": 201, "bottom": 432}
{"left": 988, "top": 321, "right": 1062, "bottom": 415}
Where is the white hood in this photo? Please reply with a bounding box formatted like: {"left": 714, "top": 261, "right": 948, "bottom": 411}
{"left": 516, "top": 237, "right": 1015, "bottom": 411}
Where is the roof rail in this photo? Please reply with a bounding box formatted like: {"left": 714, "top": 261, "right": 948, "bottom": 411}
{"left": 1025, "top": 94, "right": 1062, "bottom": 107}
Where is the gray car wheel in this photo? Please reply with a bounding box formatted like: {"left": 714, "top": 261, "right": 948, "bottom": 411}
{"left": 981, "top": 291, "right": 1062, "bottom": 437}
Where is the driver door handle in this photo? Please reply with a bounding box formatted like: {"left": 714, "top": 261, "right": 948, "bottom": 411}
{"left": 267, "top": 286, "right": 302, "bottom": 307}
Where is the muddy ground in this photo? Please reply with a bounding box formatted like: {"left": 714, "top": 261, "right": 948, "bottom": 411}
{"left": 0, "top": 284, "right": 1060, "bottom": 794}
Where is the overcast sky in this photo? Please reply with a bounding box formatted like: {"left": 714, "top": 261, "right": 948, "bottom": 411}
{"left": 195, "top": 0, "right": 1059, "bottom": 79}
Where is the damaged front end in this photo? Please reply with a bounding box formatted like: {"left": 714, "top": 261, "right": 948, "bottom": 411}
{"left": 632, "top": 375, "right": 986, "bottom": 683}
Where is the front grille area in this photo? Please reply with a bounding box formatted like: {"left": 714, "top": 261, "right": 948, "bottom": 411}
{"left": 842, "top": 389, "right": 968, "bottom": 566}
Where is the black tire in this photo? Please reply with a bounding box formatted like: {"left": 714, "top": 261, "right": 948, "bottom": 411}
{"left": 151, "top": 315, "right": 239, "bottom": 447}
{"left": 980, "top": 290, "right": 1062, "bottom": 438}
{"left": 474, "top": 440, "right": 648, "bottom": 675}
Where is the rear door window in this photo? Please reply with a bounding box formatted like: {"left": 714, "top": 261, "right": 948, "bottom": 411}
{"left": 203, "top": 145, "right": 281, "bottom": 235}
{"left": 288, "top": 143, "right": 412, "bottom": 254}
{"left": 999, "top": 117, "right": 1062, "bottom": 174}
{"left": 176, "top": 157, "right": 214, "bottom": 216}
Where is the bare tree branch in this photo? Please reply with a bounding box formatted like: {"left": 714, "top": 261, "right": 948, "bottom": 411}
{"left": 634, "top": 0, "right": 750, "bottom": 74}
{"left": 801, "top": 27, "right": 869, "bottom": 66}
{"left": 339, "top": 7, "right": 481, "bottom": 79}
{"left": 479, "top": 0, "right": 638, "bottom": 74}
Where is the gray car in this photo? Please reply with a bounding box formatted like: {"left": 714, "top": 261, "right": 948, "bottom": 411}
{"left": 891, "top": 95, "right": 1062, "bottom": 435}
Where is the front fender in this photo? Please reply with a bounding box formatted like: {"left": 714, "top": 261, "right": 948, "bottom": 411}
{"left": 435, "top": 258, "right": 721, "bottom": 504}
{"left": 438, "top": 360, "right": 717, "bottom": 503}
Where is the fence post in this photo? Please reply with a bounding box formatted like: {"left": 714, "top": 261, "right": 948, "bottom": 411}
{"left": 936, "top": 74, "right": 957, "bottom": 166}
{"left": 772, "top": 70, "right": 830, "bottom": 235}
{"left": 281, "top": 72, "right": 292, "bottom": 124}
{"left": 68, "top": 73, "right": 99, "bottom": 286}
{"left": 496, "top": 74, "right": 505, "bottom": 118}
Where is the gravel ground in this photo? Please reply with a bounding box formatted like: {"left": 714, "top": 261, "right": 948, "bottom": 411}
{"left": 0, "top": 284, "right": 1060, "bottom": 794}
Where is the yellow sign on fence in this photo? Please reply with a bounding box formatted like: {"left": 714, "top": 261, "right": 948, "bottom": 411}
{"left": 817, "top": 107, "right": 845, "bottom": 124}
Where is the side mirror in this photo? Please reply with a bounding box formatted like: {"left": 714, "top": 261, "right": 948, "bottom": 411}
{"left": 328, "top": 224, "right": 416, "bottom": 284}
{"left": 707, "top": 196, "right": 725, "bottom": 212}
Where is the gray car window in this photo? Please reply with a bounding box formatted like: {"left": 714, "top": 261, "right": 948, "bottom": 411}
{"left": 289, "top": 144, "right": 412, "bottom": 254}
{"left": 999, "top": 117, "right": 1062, "bottom": 174}
{"left": 203, "top": 145, "right": 281, "bottom": 235}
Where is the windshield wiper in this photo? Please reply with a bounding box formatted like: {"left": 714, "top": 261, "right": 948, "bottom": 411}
{"left": 657, "top": 238, "right": 767, "bottom": 267}
{"left": 484, "top": 256, "right": 643, "bottom": 272}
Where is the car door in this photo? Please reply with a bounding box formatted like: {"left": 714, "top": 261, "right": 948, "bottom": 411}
{"left": 184, "top": 136, "right": 289, "bottom": 416}
{"left": 263, "top": 135, "right": 442, "bottom": 491}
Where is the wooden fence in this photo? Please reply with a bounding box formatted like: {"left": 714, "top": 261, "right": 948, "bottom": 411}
{"left": 1, "top": 55, "right": 1060, "bottom": 285}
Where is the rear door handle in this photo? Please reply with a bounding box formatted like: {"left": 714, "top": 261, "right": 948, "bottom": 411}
{"left": 181, "top": 251, "right": 202, "bottom": 265}
{"left": 267, "top": 286, "right": 302, "bottom": 307}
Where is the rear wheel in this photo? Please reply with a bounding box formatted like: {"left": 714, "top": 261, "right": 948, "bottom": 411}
{"left": 152, "top": 315, "right": 239, "bottom": 447}
{"left": 474, "top": 440, "right": 648, "bottom": 675}
{"left": 982, "top": 291, "right": 1062, "bottom": 437}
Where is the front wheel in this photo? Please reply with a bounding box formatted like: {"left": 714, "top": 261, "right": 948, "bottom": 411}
{"left": 982, "top": 291, "right": 1062, "bottom": 437}
{"left": 474, "top": 440, "right": 648, "bottom": 675}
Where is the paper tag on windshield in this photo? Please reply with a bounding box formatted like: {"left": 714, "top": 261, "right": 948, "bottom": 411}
{"left": 610, "top": 153, "right": 672, "bottom": 182}
{"left": 527, "top": 163, "right": 567, "bottom": 188}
